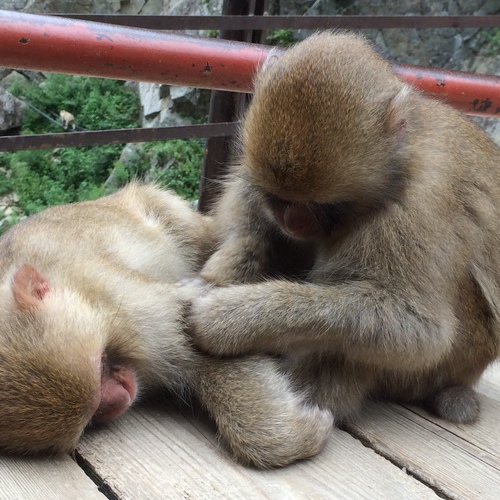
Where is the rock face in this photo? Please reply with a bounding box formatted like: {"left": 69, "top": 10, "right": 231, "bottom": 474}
{"left": 275, "top": 0, "right": 500, "bottom": 144}
{"left": 281, "top": 0, "right": 500, "bottom": 71}
{"left": 0, "top": 86, "right": 25, "bottom": 132}
{"left": 140, "top": 83, "right": 210, "bottom": 128}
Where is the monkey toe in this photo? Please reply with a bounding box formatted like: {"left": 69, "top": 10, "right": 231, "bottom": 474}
{"left": 426, "top": 386, "right": 480, "bottom": 424}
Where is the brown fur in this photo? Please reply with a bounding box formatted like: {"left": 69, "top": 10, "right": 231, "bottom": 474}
{"left": 0, "top": 183, "right": 332, "bottom": 468}
{"left": 191, "top": 32, "right": 500, "bottom": 427}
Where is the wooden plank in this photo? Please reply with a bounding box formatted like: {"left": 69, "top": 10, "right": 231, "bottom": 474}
{"left": 346, "top": 394, "right": 500, "bottom": 500}
{"left": 77, "top": 401, "right": 438, "bottom": 500}
{"left": 0, "top": 455, "right": 105, "bottom": 500}
{"left": 477, "top": 362, "right": 500, "bottom": 400}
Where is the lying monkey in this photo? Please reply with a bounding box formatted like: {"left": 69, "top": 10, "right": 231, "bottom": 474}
{"left": 0, "top": 183, "right": 332, "bottom": 468}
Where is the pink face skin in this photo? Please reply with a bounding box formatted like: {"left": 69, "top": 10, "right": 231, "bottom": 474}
{"left": 273, "top": 200, "right": 321, "bottom": 239}
{"left": 91, "top": 356, "right": 137, "bottom": 424}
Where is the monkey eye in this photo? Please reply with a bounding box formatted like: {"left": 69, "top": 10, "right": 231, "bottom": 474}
{"left": 264, "top": 193, "right": 290, "bottom": 210}
{"left": 318, "top": 201, "right": 353, "bottom": 231}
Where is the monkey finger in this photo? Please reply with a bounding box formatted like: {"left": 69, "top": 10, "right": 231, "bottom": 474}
{"left": 187, "top": 290, "right": 256, "bottom": 357}
{"left": 177, "top": 276, "right": 210, "bottom": 288}
{"left": 175, "top": 276, "right": 215, "bottom": 301}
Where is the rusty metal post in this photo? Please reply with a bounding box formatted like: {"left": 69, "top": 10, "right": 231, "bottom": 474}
{"left": 0, "top": 9, "right": 269, "bottom": 91}
{"left": 392, "top": 63, "right": 500, "bottom": 115}
{"left": 1, "top": 10, "right": 500, "bottom": 116}
{"left": 198, "top": 0, "right": 269, "bottom": 212}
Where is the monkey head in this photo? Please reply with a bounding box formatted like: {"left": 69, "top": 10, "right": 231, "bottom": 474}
{"left": 0, "top": 264, "right": 138, "bottom": 454}
{"left": 242, "top": 32, "right": 414, "bottom": 240}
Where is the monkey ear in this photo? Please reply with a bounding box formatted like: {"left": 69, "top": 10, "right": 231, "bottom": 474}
{"left": 386, "top": 86, "right": 411, "bottom": 139}
{"left": 259, "top": 47, "right": 283, "bottom": 75}
{"left": 12, "top": 264, "right": 51, "bottom": 309}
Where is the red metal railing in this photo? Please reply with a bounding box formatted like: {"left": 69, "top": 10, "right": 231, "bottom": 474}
{"left": 1, "top": 10, "right": 500, "bottom": 118}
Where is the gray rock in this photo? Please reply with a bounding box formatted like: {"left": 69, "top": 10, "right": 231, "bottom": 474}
{"left": 139, "top": 82, "right": 210, "bottom": 128}
{"left": 0, "top": 86, "right": 25, "bottom": 131}
{"left": 0, "top": 71, "right": 29, "bottom": 90}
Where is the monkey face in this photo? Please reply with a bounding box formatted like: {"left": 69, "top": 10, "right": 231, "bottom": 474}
{"left": 264, "top": 193, "right": 353, "bottom": 240}
{"left": 0, "top": 263, "right": 138, "bottom": 455}
{"left": 241, "top": 32, "right": 410, "bottom": 240}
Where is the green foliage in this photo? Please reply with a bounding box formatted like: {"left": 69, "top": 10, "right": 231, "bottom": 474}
{"left": 1, "top": 73, "right": 205, "bottom": 234}
{"left": 112, "top": 139, "right": 204, "bottom": 201}
{"left": 0, "top": 208, "right": 22, "bottom": 234}
{"left": 2, "top": 74, "right": 140, "bottom": 217}
{"left": 266, "top": 29, "right": 296, "bottom": 47}
{"left": 482, "top": 28, "right": 500, "bottom": 54}
{"left": 147, "top": 140, "right": 204, "bottom": 200}
{"left": 9, "top": 73, "right": 140, "bottom": 133}
{"left": 5, "top": 144, "right": 125, "bottom": 214}
{"left": 0, "top": 157, "right": 11, "bottom": 196}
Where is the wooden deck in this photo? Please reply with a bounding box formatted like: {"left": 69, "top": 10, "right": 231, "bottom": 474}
{"left": 1, "top": 363, "right": 499, "bottom": 500}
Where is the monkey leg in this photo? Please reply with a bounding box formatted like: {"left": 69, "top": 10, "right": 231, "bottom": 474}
{"left": 424, "top": 385, "right": 480, "bottom": 424}
{"left": 281, "top": 354, "right": 375, "bottom": 423}
{"left": 193, "top": 355, "right": 333, "bottom": 469}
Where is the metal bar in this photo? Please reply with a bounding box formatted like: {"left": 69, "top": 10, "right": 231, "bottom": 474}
{"left": 0, "top": 10, "right": 269, "bottom": 92}
{"left": 1, "top": 10, "right": 499, "bottom": 117}
{"left": 200, "top": 0, "right": 264, "bottom": 212}
{"left": 0, "top": 122, "right": 238, "bottom": 152}
{"left": 57, "top": 14, "right": 500, "bottom": 30}
{"left": 392, "top": 64, "right": 500, "bottom": 116}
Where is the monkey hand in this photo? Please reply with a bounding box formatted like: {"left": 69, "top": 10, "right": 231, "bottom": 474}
{"left": 177, "top": 275, "right": 213, "bottom": 289}
{"left": 177, "top": 275, "right": 210, "bottom": 288}
{"left": 188, "top": 285, "right": 269, "bottom": 357}
{"left": 175, "top": 276, "right": 215, "bottom": 300}
{"left": 188, "top": 280, "right": 326, "bottom": 356}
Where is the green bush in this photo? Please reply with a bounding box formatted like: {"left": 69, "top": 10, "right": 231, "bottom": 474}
{"left": 1, "top": 73, "right": 206, "bottom": 235}
{"left": 2, "top": 74, "right": 141, "bottom": 217}
{"left": 9, "top": 73, "right": 140, "bottom": 133}
{"left": 112, "top": 139, "right": 205, "bottom": 201}
{"left": 482, "top": 28, "right": 500, "bottom": 54}
{"left": 147, "top": 139, "right": 204, "bottom": 200}
{"left": 266, "top": 29, "right": 296, "bottom": 47}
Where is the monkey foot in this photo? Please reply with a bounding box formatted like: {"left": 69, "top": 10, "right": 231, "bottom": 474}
{"left": 426, "top": 386, "right": 480, "bottom": 424}
{"left": 224, "top": 405, "right": 334, "bottom": 469}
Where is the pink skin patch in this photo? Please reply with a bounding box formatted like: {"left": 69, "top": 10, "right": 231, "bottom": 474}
{"left": 12, "top": 264, "right": 51, "bottom": 309}
{"left": 93, "top": 363, "right": 137, "bottom": 424}
{"left": 275, "top": 202, "right": 320, "bottom": 239}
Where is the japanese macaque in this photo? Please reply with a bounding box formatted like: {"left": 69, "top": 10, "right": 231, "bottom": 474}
{"left": 0, "top": 183, "right": 332, "bottom": 469}
{"left": 59, "top": 110, "right": 75, "bottom": 130}
{"left": 190, "top": 32, "right": 500, "bottom": 426}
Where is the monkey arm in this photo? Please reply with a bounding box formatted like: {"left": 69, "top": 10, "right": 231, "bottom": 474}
{"left": 201, "top": 177, "right": 276, "bottom": 285}
{"left": 201, "top": 232, "right": 274, "bottom": 285}
{"left": 189, "top": 279, "right": 457, "bottom": 372}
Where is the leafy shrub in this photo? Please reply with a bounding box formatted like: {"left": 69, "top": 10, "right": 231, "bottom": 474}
{"left": 9, "top": 74, "right": 140, "bottom": 133}
{"left": 2, "top": 74, "right": 141, "bottom": 217}
{"left": 1, "top": 73, "right": 206, "bottom": 235}
{"left": 266, "top": 29, "right": 296, "bottom": 47}
{"left": 482, "top": 28, "right": 500, "bottom": 54}
{"left": 111, "top": 139, "right": 205, "bottom": 201}
{"left": 147, "top": 139, "right": 204, "bottom": 200}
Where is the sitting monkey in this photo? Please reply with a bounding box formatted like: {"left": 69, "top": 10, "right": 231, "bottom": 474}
{"left": 190, "top": 32, "right": 500, "bottom": 428}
